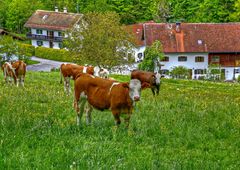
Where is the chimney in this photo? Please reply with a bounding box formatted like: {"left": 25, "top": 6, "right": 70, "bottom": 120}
{"left": 63, "top": 7, "right": 67, "bottom": 13}
{"left": 55, "top": 6, "right": 58, "bottom": 12}
{"left": 176, "top": 22, "right": 181, "bottom": 33}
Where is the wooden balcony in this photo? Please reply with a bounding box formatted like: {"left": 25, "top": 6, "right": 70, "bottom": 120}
{"left": 26, "top": 33, "right": 63, "bottom": 42}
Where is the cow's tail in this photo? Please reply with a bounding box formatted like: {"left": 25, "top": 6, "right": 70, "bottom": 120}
{"left": 60, "top": 65, "right": 63, "bottom": 84}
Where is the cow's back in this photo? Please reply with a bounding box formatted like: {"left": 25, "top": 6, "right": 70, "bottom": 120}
{"left": 131, "top": 70, "right": 154, "bottom": 83}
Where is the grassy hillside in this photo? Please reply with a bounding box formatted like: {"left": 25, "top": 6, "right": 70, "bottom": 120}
{"left": 0, "top": 72, "right": 240, "bottom": 169}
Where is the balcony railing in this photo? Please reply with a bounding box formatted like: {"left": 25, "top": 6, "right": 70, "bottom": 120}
{"left": 26, "top": 33, "right": 63, "bottom": 42}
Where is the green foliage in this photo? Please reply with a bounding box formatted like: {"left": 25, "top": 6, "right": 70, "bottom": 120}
{"left": 171, "top": 66, "right": 190, "bottom": 79}
{"left": 35, "top": 46, "right": 75, "bottom": 62}
{"left": 0, "top": 0, "right": 239, "bottom": 33}
{"left": 5, "top": 0, "right": 44, "bottom": 33}
{"left": 65, "top": 11, "right": 135, "bottom": 68}
{"left": 18, "top": 43, "right": 35, "bottom": 57}
{"left": 0, "top": 72, "right": 240, "bottom": 168}
{"left": 138, "top": 40, "right": 164, "bottom": 71}
{"left": 0, "top": 35, "right": 18, "bottom": 62}
{"left": 230, "top": 0, "right": 240, "bottom": 21}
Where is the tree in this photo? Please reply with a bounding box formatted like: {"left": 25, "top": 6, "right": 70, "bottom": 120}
{"left": 170, "top": 66, "right": 190, "bottom": 79}
{"left": 230, "top": 0, "right": 240, "bottom": 21}
{"left": 64, "top": 12, "right": 135, "bottom": 68}
{"left": 0, "top": 35, "right": 18, "bottom": 62}
{"left": 138, "top": 40, "right": 164, "bottom": 72}
{"left": 6, "top": 0, "right": 44, "bottom": 33}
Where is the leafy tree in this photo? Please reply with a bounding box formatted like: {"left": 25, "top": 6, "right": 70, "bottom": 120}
{"left": 138, "top": 40, "right": 164, "bottom": 72}
{"left": 230, "top": 0, "right": 240, "bottom": 21}
{"left": 170, "top": 66, "right": 190, "bottom": 79}
{"left": 6, "top": 0, "right": 44, "bottom": 33}
{"left": 0, "top": 35, "right": 18, "bottom": 62}
{"left": 64, "top": 12, "right": 135, "bottom": 68}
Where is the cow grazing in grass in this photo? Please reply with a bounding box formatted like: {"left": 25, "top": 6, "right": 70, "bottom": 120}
{"left": 2, "top": 61, "right": 26, "bottom": 86}
{"left": 131, "top": 70, "right": 161, "bottom": 96}
{"left": 2, "top": 62, "right": 16, "bottom": 84}
{"left": 73, "top": 73, "right": 146, "bottom": 127}
{"left": 60, "top": 64, "right": 109, "bottom": 95}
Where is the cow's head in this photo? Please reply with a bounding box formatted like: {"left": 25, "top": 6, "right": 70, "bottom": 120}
{"left": 128, "top": 79, "right": 142, "bottom": 102}
{"left": 154, "top": 72, "right": 161, "bottom": 85}
{"left": 99, "top": 68, "right": 109, "bottom": 79}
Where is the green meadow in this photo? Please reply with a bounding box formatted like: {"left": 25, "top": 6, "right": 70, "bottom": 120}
{"left": 0, "top": 71, "right": 240, "bottom": 169}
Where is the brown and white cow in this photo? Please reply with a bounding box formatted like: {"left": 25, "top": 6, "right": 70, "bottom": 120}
{"left": 2, "top": 62, "right": 16, "bottom": 84}
{"left": 131, "top": 70, "right": 161, "bottom": 96}
{"left": 60, "top": 64, "right": 95, "bottom": 95}
{"left": 60, "top": 63, "right": 109, "bottom": 95}
{"left": 2, "top": 61, "right": 26, "bottom": 86}
{"left": 73, "top": 73, "right": 146, "bottom": 127}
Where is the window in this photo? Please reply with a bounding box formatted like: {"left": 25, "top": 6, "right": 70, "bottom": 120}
{"left": 211, "top": 56, "right": 220, "bottom": 62}
{"left": 178, "top": 56, "right": 187, "bottom": 62}
{"left": 58, "top": 32, "right": 63, "bottom": 37}
{"left": 137, "top": 53, "right": 143, "bottom": 59}
{"left": 194, "top": 69, "right": 205, "bottom": 74}
{"left": 161, "top": 56, "right": 169, "bottom": 62}
{"left": 36, "top": 29, "right": 42, "bottom": 34}
{"left": 59, "top": 42, "right": 63, "bottom": 49}
{"left": 234, "top": 69, "right": 240, "bottom": 74}
{"left": 160, "top": 69, "right": 169, "bottom": 75}
{"left": 37, "top": 41, "right": 43, "bottom": 46}
{"left": 195, "top": 56, "right": 204, "bottom": 62}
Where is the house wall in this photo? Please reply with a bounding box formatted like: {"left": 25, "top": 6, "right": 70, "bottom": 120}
{"left": 32, "top": 40, "right": 49, "bottom": 48}
{"left": 31, "top": 28, "right": 47, "bottom": 36}
{"left": 160, "top": 53, "right": 208, "bottom": 70}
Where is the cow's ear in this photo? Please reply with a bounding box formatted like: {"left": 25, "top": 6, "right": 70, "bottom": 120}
{"left": 122, "top": 83, "right": 129, "bottom": 89}
{"left": 141, "top": 82, "right": 151, "bottom": 89}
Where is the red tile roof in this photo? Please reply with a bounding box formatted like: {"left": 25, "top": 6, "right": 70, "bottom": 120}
{"left": 24, "top": 10, "right": 82, "bottom": 31}
{"left": 130, "top": 23, "right": 240, "bottom": 53}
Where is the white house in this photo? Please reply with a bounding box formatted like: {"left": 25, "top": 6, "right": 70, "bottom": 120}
{"left": 130, "top": 22, "right": 240, "bottom": 80}
{"left": 24, "top": 8, "right": 82, "bottom": 49}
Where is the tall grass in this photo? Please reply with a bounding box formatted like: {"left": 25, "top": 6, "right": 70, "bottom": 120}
{"left": 0, "top": 72, "right": 240, "bottom": 169}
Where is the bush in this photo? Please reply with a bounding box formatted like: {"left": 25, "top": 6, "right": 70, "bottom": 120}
{"left": 35, "top": 47, "right": 75, "bottom": 62}
{"left": 171, "top": 66, "right": 190, "bottom": 79}
{"left": 138, "top": 40, "right": 164, "bottom": 72}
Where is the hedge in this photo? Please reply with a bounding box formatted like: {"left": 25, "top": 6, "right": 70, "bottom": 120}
{"left": 17, "top": 43, "right": 35, "bottom": 57}
{"left": 35, "top": 46, "right": 76, "bottom": 62}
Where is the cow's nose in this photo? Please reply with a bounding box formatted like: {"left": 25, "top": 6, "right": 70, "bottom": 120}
{"left": 134, "top": 96, "right": 140, "bottom": 101}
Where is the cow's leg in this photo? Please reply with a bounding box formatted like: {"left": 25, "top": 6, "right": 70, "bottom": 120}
{"left": 63, "top": 77, "right": 67, "bottom": 92}
{"left": 156, "top": 84, "right": 160, "bottom": 95}
{"left": 74, "top": 91, "right": 87, "bottom": 126}
{"left": 112, "top": 110, "right": 121, "bottom": 126}
{"left": 21, "top": 75, "right": 25, "bottom": 87}
{"left": 151, "top": 87, "right": 156, "bottom": 96}
{"left": 85, "top": 103, "right": 93, "bottom": 125}
{"left": 65, "top": 77, "right": 71, "bottom": 95}
{"left": 124, "top": 114, "right": 131, "bottom": 128}
{"left": 67, "top": 77, "right": 71, "bottom": 94}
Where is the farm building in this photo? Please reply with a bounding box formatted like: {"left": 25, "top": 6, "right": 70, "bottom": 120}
{"left": 130, "top": 22, "right": 240, "bottom": 80}
{"left": 24, "top": 8, "right": 82, "bottom": 49}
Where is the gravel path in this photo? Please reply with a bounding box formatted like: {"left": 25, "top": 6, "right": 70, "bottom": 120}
{"left": 27, "top": 56, "right": 71, "bottom": 72}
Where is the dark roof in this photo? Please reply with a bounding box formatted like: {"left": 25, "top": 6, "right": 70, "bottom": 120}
{"left": 24, "top": 10, "right": 82, "bottom": 31}
{"left": 130, "top": 23, "right": 240, "bottom": 53}
{"left": 0, "top": 29, "right": 25, "bottom": 40}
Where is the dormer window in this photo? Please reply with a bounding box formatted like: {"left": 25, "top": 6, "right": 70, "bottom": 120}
{"left": 42, "top": 15, "right": 48, "bottom": 20}
{"left": 197, "top": 40, "right": 203, "bottom": 45}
